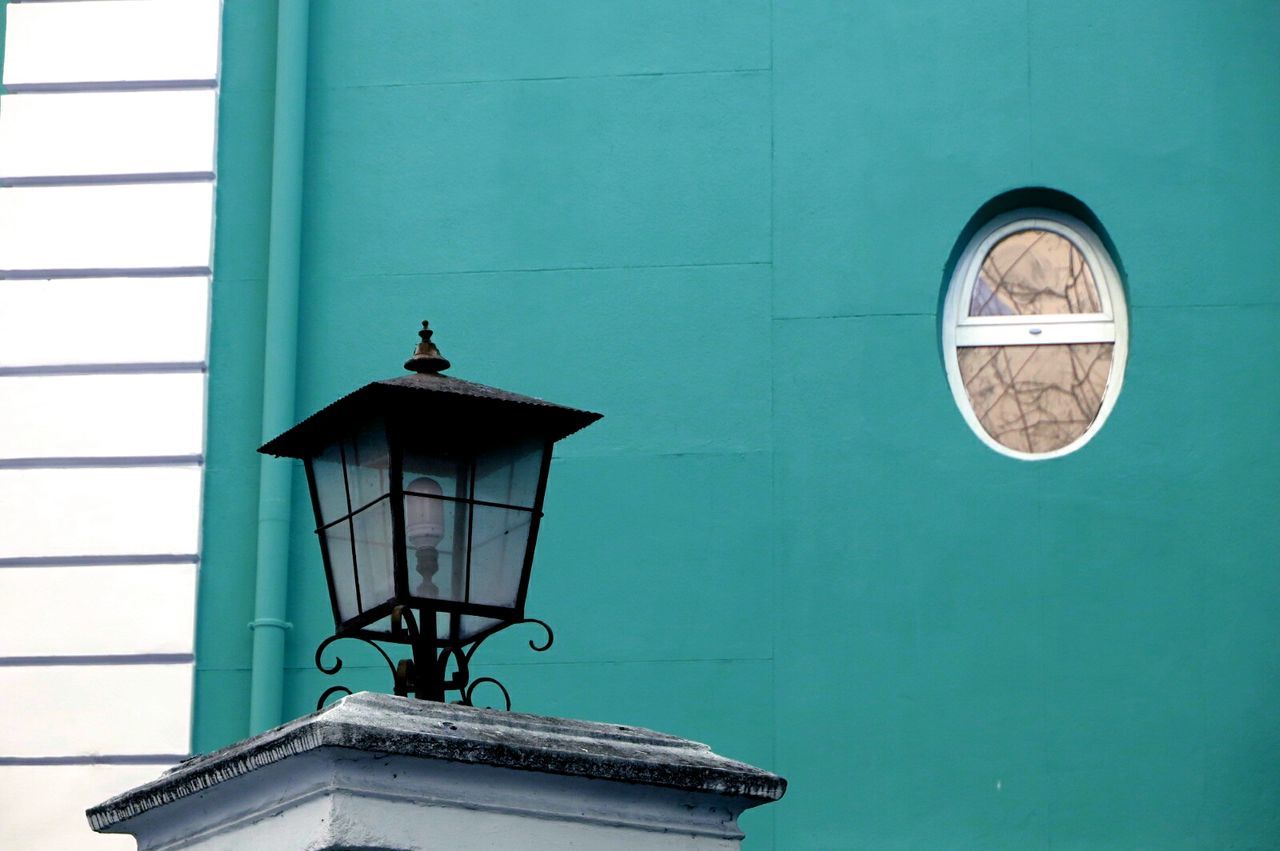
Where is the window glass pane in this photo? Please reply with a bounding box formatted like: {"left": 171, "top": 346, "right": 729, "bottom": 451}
{"left": 311, "top": 444, "right": 349, "bottom": 526}
{"left": 0, "top": 664, "right": 191, "bottom": 756}
{"left": 324, "top": 520, "right": 359, "bottom": 622}
{"left": 0, "top": 277, "right": 209, "bottom": 366}
{"left": 0, "top": 183, "right": 213, "bottom": 270}
{"left": 3, "top": 0, "right": 220, "bottom": 85}
{"left": 467, "top": 505, "right": 532, "bottom": 608}
{"left": 457, "top": 615, "right": 503, "bottom": 643}
{"left": 404, "top": 493, "right": 468, "bottom": 605}
{"left": 352, "top": 499, "right": 395, "bottom": 612}
{"left": 403, "top": 450, "right": 471, "bottom": 605}
{"left": 0, "top": 373, "right": 204, "bottom": 457}
{"left": 0, "top": 765, "right": 167, "bottom": 850}
{"left": 957, "top": 343, "right": 1114, "bottom": 454}
{"left": 969, "top": 229, "right": 1102, "bottom": 317}
{"left": 0, "top": 564, "right": 195, "bottom": 656}
{"left": 0, "top": 467, "right": 202, "bottom": 557}
{"left": 0, "top": 91, "right": 217, "bottom": 176}
{"left": 402, "top": 450, "right": 469, "bottom": 502}
{"left": 474, "top": 439, "right": 545, "bottom": 508}
{"left": 345, "top": 423, "right": 391, "bottom": 510}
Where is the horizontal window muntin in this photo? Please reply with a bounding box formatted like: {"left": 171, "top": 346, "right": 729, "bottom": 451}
{"left": 0, "top": 456, "right": 203, "bottom": 470}
{"left": 0, "top": 755, "right": 184, "bottom": 766}
{"left": 0, "top": 173, "right": 214, "bottom": 188}
{"left": 0, "top": 554, "right": 198, "bottom": 568}
{"left": 954, "top": 320, "right": 1116, "bottom": 347}
{"left": 0, "top": 364, "right": 207, "bottom": 378}
{"left": 0, "top": 655, "right": 193, "bottom": 668}
{"left": 0, "top": 266, "right": 211, "bottom": 279}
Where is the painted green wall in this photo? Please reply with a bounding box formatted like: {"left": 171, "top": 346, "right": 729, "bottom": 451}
{"left": 197, "top": 2, "right": 1280, "bottom": 847}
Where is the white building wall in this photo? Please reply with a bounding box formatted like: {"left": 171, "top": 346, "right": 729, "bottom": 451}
{"left": 0, "top": 1, "right": 222, "bottom": 848}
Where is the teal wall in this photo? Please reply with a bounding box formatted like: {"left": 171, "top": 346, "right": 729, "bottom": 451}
{"left": 197, "top": 2, "right": 1280, "bottom": 847}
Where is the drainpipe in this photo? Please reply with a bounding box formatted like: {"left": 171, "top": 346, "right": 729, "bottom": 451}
{"left": 248, "top": 0, "right": 311, "bottom": 734}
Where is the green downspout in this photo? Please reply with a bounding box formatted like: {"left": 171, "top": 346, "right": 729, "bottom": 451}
{"left": 248, "top": 0, "right": 311, "bottom": 734}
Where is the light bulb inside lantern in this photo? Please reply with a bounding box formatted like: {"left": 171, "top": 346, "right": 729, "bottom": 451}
{"left": 407, "top": 476, "right": 446, "bottom": 598}
{"left": 405, "top": 476, "right": 445, "bottom": 548}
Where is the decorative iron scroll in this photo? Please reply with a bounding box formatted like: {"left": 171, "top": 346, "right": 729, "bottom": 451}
{"left": 314, "top": 612, "right": 554, "bottom": 711}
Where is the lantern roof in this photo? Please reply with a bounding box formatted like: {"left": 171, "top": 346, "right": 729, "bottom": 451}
{"left": 259, "top": 322, "right": 601, "bottom": 459}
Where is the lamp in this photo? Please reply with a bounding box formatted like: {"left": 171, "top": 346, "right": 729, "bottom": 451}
{"left": 259, "top": 321, "right": 600, "bottom": 707}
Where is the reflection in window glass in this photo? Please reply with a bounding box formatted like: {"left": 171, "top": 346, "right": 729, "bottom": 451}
{"left": 957, "top": 343, "right": 1113, "bottom": 454}
{"left": 969, "top": 229, "right": 1102, "bottom": 316}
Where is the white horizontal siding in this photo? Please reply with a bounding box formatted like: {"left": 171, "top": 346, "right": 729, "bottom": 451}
{"left": 0, "top": 764, "right": 175, "bottom": 849}
{"left": 0, "top": 2, "right": 222, "bottom": 848}
{"left": 0, "top": 467, "right": 203, "bottom": 558}
{"left": 0, "top": 183, "right": 214, "bottom": 270}
{"left": 3, "top": 0, "right": 221, "bottom": 85}
{"left": 0, "top": 373, "right": 205, "bottom": 457}
{"left": 0, "top": 276, "right": 209, "bottom": 367}
{"left": 0, "top": 564, "right": 197, "bottom": 656}
{"left": 0, "top": 90, "right": 217, "bottom": 176}
{"left": 0, "top": 665, "right": 192, "bottom": 757}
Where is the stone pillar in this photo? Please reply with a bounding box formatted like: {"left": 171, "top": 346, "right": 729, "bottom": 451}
{"left": 87, "top": 692, "right": 785, "bottom": 850}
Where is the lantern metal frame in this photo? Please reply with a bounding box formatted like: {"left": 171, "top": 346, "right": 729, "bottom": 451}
{"left": 259, "top": 322, "right": 600, "bottom": 709}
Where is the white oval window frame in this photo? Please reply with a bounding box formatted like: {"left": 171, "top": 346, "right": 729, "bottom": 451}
{"left": 942, "top": 208, "right": 1129, "bottom": 461}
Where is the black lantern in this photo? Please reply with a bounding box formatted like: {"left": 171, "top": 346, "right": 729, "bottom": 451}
{"left": 259, "top": 321, "right": 600, "bottom": 708}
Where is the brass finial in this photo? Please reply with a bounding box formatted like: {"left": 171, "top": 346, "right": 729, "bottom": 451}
{"left": 404, "top": 320, "right": 451, "bottom": 374}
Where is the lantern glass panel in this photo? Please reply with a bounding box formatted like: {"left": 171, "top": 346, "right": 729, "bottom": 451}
{"left": 402, "top": 448, "right": 469, "bottom": 507}
{"left": 458, "top": 615, "right": 503, "bottom": 641}
{"left": 351, "top": 499, "right": 395, "bottom": 610}
{"left": 324, "top": 520, "right": 359, "bottom": 621}
{"left": 467, "top": 505, "right": 533, "bottom": 608}
{"left": 434, "top": 613, "right": 504, "bottom": 644}
{"left": 403, "top": 491, "right": 470, "bottom": 603}
{"left": 344, "top": 422, "right": 392, "bottom": 509}
{"left": 473, "top": 438, "right": 545, "bottom": 508}
{"left": 312, "top": 442, "right": 348, "bottom": 525}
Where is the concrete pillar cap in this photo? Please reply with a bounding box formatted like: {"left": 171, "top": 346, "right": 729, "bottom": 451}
{"left": 88, "top": 691, "right": 786, "bottom": 834}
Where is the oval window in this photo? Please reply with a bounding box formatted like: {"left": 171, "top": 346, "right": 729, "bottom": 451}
{"left": 942, "top": 209, "right": 1128, "bottom": 459}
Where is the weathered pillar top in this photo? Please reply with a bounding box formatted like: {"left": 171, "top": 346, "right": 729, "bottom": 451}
{"left": 88, "top": 692, "right": 786, "bottom": 833}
